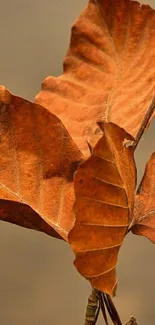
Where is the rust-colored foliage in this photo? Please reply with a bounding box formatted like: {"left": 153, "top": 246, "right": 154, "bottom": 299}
{"left": 132, "top": 153, "right": 155, "bottom": 243}
{"left": 0, "top": 86, "right": 83, "bottom": 241}
{"left": 0, "top": 200, "right": 61, "bottom": 239}
{"left": 68, "top": 122, "right": 136, "bottom": 295}
{"left": 35, "top": 0, "right": 155, "bottom": 156}
{"left": 1, "top": 0, "right": 155, "bottom": 302}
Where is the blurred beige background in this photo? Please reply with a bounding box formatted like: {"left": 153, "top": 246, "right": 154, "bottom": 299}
{"left": 0, "top": 0, "right": 155, "bottom": 324}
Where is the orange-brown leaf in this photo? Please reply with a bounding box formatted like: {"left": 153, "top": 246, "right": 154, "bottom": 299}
{"left": 0, "top": 199, "right": 61, "bottom": 239}
{"left": 132, "top": 152, "right": 155, "bottom": 243}
{"left": 35, "top": 0, "right": 155, "bottom": 156}
{"left": 68, "top": 122, "right": 136, "bottom": 295}
{"left": 0, "top": 86, "right": 83, "bottom": 241}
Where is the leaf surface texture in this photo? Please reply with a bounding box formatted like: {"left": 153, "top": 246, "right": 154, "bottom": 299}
{"left": 35, "top": 0, "right": 155, "bottom": 156}
{"left": 69, "top": 122, "right": 136, "bottom": 295}
{"left": 0, "top": 87, "right": 83, "bottom": 240}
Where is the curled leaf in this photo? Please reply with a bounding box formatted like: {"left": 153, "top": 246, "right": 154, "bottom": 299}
{"left": 132, "top": 152, "right": 155, "bottom": 243}
{"left": 35, "top": 0, "right": 155, "bottom": 156}
{"left": 0, "top": 86, "right": 83, "bottom": 240}
{"left": 69, "top": 122, "right": 136, "bottom": 295}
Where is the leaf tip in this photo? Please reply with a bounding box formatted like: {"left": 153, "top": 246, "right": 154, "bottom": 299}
{"left": 0, "top": 86, "right": 12, "bottom": 105}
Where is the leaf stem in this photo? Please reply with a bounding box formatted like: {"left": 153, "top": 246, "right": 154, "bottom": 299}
{"left": 97, "top": 291, "right": 109, "bottom": 325}
{"left": 103, "top": 293, "right": 122, "bottom": 325}
{"left": 133, "top": 96, "right": 155, "bottom": 149}
{"left": 84, "top": 289, "right": 138, "bottom": 325}
{"left": 95, "top": 290, "right": 123, "bottom": 325}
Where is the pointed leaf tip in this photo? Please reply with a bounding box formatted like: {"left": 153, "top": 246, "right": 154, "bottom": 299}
{"left": 0, "top": 85, "right": 12, "bottom": 103}
{"left": 132, "top": 152, "right": 155, "bottom": 243}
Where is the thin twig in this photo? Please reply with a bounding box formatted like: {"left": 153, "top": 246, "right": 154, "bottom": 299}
{"left": 84, "top": 289, "right": 138, "bottom": 325}
{"left": 133, "top": 95, "right": 155, "bottom": 149}
{"left": 103, "top": 294, "right": 122, "bottom": 325}
{"left": 94, "top": 303, "right": 101, "bottom": 324}
{"left": 97, "top": 291, "right": 109, "bottom": 325}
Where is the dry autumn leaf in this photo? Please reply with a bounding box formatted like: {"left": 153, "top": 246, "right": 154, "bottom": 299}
{"left": 0, "top": 86, "right": 83, "bottom": 241}
{"left": 0, "top": 199, "right": 61, "bottom": 239}
{"left": 35, "top": 0, "right": 155, "bottom": 157}
{"left": 0, "top": 1, "right": 155, "bottom": 323}
{"left": 132, "top": 152, "right": 155, "bottom": 243}
{"left": 68, "top": 122, "right": 136, "bottom": 295}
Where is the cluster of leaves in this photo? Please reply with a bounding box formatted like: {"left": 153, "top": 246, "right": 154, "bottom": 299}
{"left": 1, "top": 0, "right": 155, "bottom": 299}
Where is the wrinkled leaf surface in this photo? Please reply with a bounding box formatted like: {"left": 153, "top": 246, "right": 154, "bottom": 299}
{"left": 69, "top": 122, "right": 136, "bottom": 295}
{"left": 35, "top": 0, "right": 155, "bottom": 156}
{"left": 0, "top": 86, "right": 83, "bottom": 240}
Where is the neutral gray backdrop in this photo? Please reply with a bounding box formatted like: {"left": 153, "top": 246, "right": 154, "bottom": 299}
{"left": 0, "top": 1, "right": 155, "bottom": 324}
